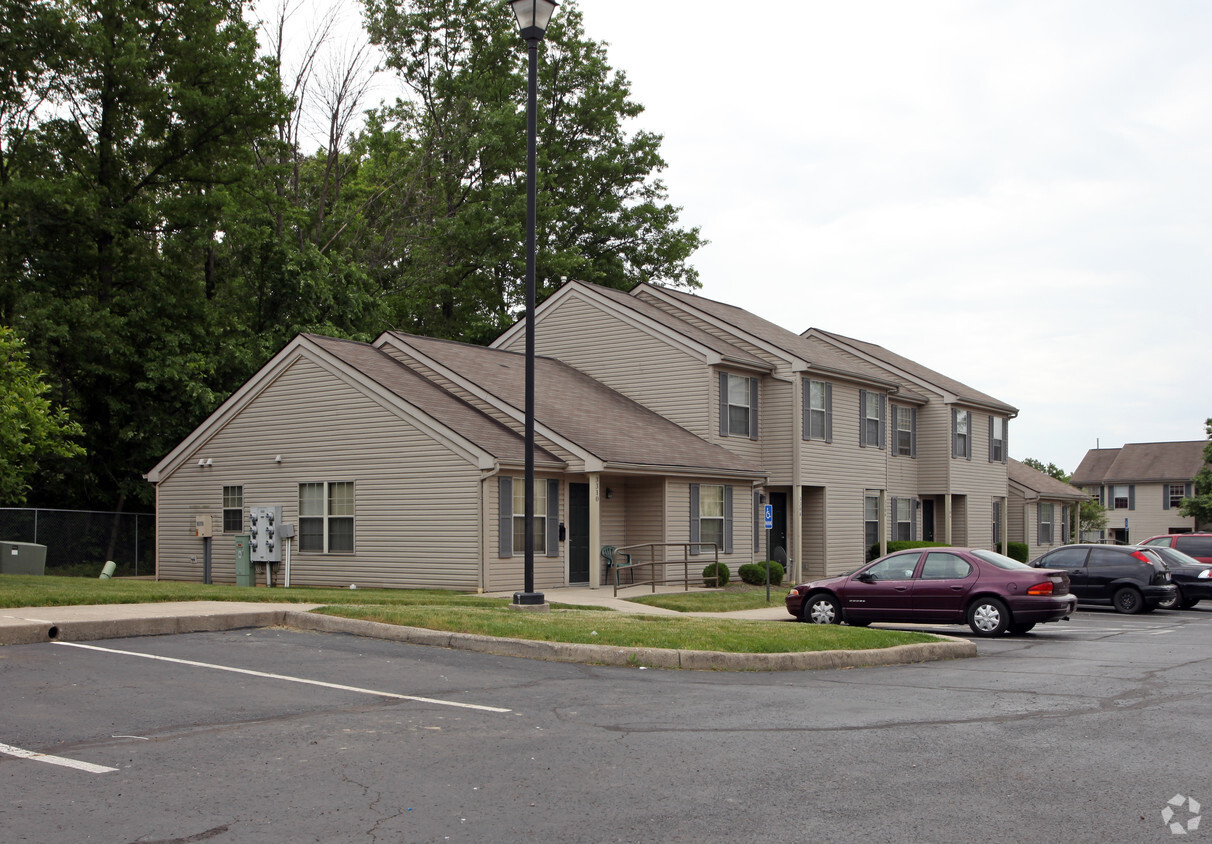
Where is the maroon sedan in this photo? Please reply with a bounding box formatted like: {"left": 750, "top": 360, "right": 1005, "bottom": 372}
{"left": 785, "top": 547, "right": 1076, "bottom": 637}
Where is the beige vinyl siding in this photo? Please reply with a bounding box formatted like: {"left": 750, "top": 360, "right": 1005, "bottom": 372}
{"left": 1008, "top": 493, "right": 1026, "bottom": 548}
{"left": 713, "top": 368, "right": 763, "bottom": 464}
{"left": 944, "top": 412, "right": 1009, "bottom": 547}
{"left": 667, "top": 479, "right": 754, "bottom": 583}
{"left": 485, "top": 475, "right": 565, "bottom": 592}
{"left": 499, "top": 293, "right": 712, "bottom": 439}
{"left": 155, "top": 357, "right": 483, "bottom": 590}
{"left": 1104, "top": 482, "right": 1196, "bottom": 539}
{"left": 915, "top": 402, "right": 951, "bottom": 493}
{"left": 801, "top": 486, "right": 828, "bottom": 578}
{"left": 761, "top": 377, "right": 796, "bottom": 484}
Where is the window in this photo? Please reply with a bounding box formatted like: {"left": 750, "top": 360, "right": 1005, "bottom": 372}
{"left": 719, "top": 372, "right": 757, "bottom": 439}
{"left": 1111, "top": 485, "right": 1133, "bottom": 510}
{"left": 859, "top": 390, "right": 884, "bottom": 449}
{"left": 920, "top": 552, "right": 972, "bottom": 580}
{"left": 894, "top": 405, "right": 915, "bottom": 457}
{"left": 866, "top": 553, "right": 917, "bottom": 581}
{"left": 864, "top": 494, "right": 880, "bottom": 548}
{"left": 992, "top": 499, "right": 1002, "bottom": 547}
{"left": 690, "top": 484, "right": 732, "bottom": 554}
{"left": 988, "top": 416, "right": 1006, "bottom": 463}
{"left": 513, "top": 479, "right": 548, "bottom": 555}
{"left": 803, "top": 379, "right": 832, "bottom": 442}
{"left": 299, "top": 482, "right": 354, "bottom": 553}
{"left": 497, "top": 477, "right": 560, "bottom": 558}
{"left": 892, "top": 497, "right": 913, "bottom": 541}
{"left": 222, "top": 486, "right": 243, "bottom": 533}
{"left": 952, "top": 409, "right": 972, "bottom": 459}
{"left": 1166, "top": 484, "right": 1190, "bottom": 510}
{"left": 1038, "top": 503, "right": 1054, "bottom": 545}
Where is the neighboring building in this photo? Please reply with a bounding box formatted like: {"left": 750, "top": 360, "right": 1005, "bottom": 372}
{"left": 1007, "top": 459, "right": 1087, "bottom": 560}
{"left": 1072, "top": 442, "right": 1207, "bottom": 542}
{"left": 492, "top": 281, "right": 1017, "bottom": 582}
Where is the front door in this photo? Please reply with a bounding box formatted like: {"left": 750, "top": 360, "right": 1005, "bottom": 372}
{"left": 768, "top": 492, "right": 788, "bottom": 562}
{"left": 569, "top": 483, "right": 590, "bottom": 583}
{"left": 922, "top": 500, "right": 935, "bottom": 542}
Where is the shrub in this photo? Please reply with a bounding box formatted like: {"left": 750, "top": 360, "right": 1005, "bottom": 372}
{"left": 739, "top": 561, "right": 784, "bottom": 586}
{"left": 867, "top": 540, "right": 950, "bottom": 561}
{"left": 702, "top": 562, "right": 729, "bottom": 587}
{"left": 1006, "top": 542, "right": 1030, "bottom": 563}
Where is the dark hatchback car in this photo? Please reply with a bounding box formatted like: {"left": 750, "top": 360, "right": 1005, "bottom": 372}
{"left": 1141, "top": 533, "right": 1212, "bottom": 564}
{"left": 1029, "top": 544, "right": 1176, "bottom": 613}
{"left": 785, "top": 547, "right": 1076, "bottom": 637}
{"left": 1147, "top": 546, "right": 1212, "bottom": 609}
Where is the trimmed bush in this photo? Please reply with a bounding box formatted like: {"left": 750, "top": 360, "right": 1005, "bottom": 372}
{"left": 1006, "top": 542, "right": 1029, "bottom": 563}
{"left": 867, "top": 540, "right": 950, "bottom": 561}
{"left": 702, "top": 562, "right": 730, "bottom": 587}
{"left": 739, "top": 561, "right": 784, "bottom": 586}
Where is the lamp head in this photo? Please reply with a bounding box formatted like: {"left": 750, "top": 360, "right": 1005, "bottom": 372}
{"left": 508, "top": 0, "right": 557, "bottom": 40}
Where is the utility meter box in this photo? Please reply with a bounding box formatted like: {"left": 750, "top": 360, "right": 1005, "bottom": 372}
{"left": 249, "top": 505, "right": 283, "bottom": 563}
{"left": 194, "top": 514, "right": 213, "bottom": 538}
{"left": 234, "top": 534, "right": 253, "bottom": 586}
{"left": 0, "top": 541, "right": 47, "bottom": 576}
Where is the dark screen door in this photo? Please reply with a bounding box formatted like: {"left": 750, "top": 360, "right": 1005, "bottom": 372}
{"left": 569, "top": 483, "right": 590, "bottom": 583}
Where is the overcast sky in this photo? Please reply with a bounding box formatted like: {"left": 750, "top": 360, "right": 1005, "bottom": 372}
{"left": 297, "top": 0, "right": 1210, "bottom": 475}
{"left": 569, "top": 0, "right": 1210, "bottom": 474}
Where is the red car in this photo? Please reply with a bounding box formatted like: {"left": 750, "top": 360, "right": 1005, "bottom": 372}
{"left": 785, "top": 547, "right": 1076, "bottom": 637}
{"left": 1141, "top": 534, "right": 1212, "bottom": 564}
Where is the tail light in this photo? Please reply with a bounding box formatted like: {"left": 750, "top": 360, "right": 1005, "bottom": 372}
{"left": 1130, "top": 551, "right": 1153, "bottom": 565}
{"left": 1027, "top": 581, "right": 1054, "bottom": 596}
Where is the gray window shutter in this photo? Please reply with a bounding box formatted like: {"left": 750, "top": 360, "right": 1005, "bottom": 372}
{"left": 952, "top": 408, "right": 959, "bottom": 458}
{"left": 749, "top": 377, "right": 759, "bottom": 440}
{"left": 878, "top": 395, "right": 886, "bottom": 450}
{"left": 988, "top": 415, "right": 995, "bottom": 462}
{"left": 1187, "top": 483, "right": 1194, "bottom": 498}
{"left": 910, "top": 407, "right": 918, "bottom": 458}
{"left": 1164, "top": 486, "right": 1170, "bottom": 510}
{"left": 965, "top": 412, "right": 973, "bottom": 460}
{"left": 498, "top": 477, "right": 513, "bottom": 557}
{"left": 1002, "top": 418, "right": 1009, "bottom": 464}
{"left": 891, "top": 497, "right": 898, "bottom": 538}
{"left": 689, "top": 483, "right": 701, "bottom": 555}
{"left": 801, "top": 379, "right": 809, "bottom": 441}
{"left": 723, "top": 485, "right": 733, "bottom": 554}
{"left": 1128, "top": 484, "right": 1135, "bottom": 511}
{"left": 718, "top": 372, "right": 728, "bottom": 437}
{"left": 546, "top": 479, "right": 559, "bottom": 557}
{"left": 1037, "top": 503, "right": 1043, "bottom": 545}
{"left": 859, "top": 390, "right": 868, "bottom": 446}
{"left": 912, "top": 500, "right": 918, "bottom": 541}
{"left": 1099, "top": 486, "right": 1106, "bottom": 507}
{"left": 825, "top": 383, "right": 833, "bottom": 443}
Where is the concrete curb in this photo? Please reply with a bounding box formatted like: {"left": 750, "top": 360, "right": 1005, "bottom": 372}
{"left": 286, "top": 611, "right": 978, "bottom": 671}
{"left": 0, "top": 610, "right": 295, "bottom": 646}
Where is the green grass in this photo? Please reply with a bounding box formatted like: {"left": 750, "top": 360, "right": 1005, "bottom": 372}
{"left": 626, "top": 586, "right": 789, "bottom": 613}
{"left": 0, "top": 574, "right": 938, "bottom": 654}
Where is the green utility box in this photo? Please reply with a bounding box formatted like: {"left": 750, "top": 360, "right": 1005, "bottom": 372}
{"left": 234, "top": 534, "right": 253, "bottom": 586}
{"left": 0, "top": 541, "right": 47, "bottom": 575}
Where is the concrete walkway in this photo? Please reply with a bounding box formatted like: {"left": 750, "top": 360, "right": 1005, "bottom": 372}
{"left": 0, "top": 588, "right": 976, "bottom": 670}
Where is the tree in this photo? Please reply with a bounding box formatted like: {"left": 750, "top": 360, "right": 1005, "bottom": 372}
{"left": 0, "top": 326, "right": 85, "bottom": 504}
{"left": 359, "top": 0, "right": 705, "bottom": 342}
{"left": 1180, "top": 418, "right": 1212, "bottom": 528}
{"left": 1022, "top": 458, "right": 1070, "bottom": 482}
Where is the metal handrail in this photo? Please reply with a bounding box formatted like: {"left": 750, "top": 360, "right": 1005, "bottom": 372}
{"left": 609, "top": 542, "right": 720, "bottom": 596}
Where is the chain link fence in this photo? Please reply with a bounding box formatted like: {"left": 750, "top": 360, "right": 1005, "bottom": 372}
{"left": 0, "top": 508, "right": 155, "bottom": 577}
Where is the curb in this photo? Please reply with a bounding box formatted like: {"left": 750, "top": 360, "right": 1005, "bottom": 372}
{"left": 286, "top": 611, "right": 977, "bottom": 670}
{"left": 0, "top": 610, "right": 295, "bottom": 646}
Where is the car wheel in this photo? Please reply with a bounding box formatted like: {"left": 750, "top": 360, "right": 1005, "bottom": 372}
{"left": 1157, "top": 588, "right": 1181, "bottom": 611}
{"left": 802, "top": 594, "right": 842, "bottom": 625}
{"left": 1008, "top": 622, "right": 1036, "bottom": 635}
{"left": 1181, "top": 597, "right": 1201, "bottom": 610}
{"left": 1113, "top": 587, "right": 1144, "bottom": 614}
{"left": 968, "top": 597, "right": 1010, "bottom": 636}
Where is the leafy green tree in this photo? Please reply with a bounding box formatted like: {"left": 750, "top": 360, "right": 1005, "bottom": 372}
{"left": 1022, "top": 458, "right": 1070, "bottom": 482}
{"left": 1180, "top": 418, "right": 1212, "bottom": 528}
{"left": 359, "top": 0, "right": 705, "bottom": 342}
{"left": 0, "top": 326, "right": 85, "bottom": 504}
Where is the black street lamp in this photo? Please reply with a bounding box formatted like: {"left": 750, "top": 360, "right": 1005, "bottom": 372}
{"left": 508, "top": 0, "right": 557, "bottom": 608}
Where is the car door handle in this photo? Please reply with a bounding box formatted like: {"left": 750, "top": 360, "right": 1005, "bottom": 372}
{"left": 894, "top": 586, "right": 909, "bottom": 592}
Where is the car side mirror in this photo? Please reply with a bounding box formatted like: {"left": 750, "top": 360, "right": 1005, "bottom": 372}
{"left": 857, "top": 572, "right": 875, "bottom": 583}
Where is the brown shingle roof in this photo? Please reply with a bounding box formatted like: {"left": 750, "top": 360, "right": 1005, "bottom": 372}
{"left": 383, "top": 332, "right": 764, "bottom": 476}
{"left": 1072, "top": 442, "right": 1207, "bottom": 484}
{"left": 1008, "top": 458, "right": 1087, "bottom": 501}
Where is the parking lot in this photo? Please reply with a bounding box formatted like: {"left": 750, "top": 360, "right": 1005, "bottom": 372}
{"left": 3, "top": 607, "right": 1212, "bottom": 843}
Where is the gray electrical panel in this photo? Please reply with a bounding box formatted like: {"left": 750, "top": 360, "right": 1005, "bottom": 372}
{"left": 249, "top": 505, "right": 283, "bottom": 563}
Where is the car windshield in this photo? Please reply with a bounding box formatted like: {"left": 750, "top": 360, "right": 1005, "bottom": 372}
{"left": 1153, "top": 546, "right": 1204, "bottom": 567}
{"left": 971, "top": 549, "right": 1034, "bottom": 571}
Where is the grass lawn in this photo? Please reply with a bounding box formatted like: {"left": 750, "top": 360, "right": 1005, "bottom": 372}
{"left": 626, "top": 583, "right": 791, "bottom": 613}
{"left": 0, "top": 574, "right": 938, "bottom": 654}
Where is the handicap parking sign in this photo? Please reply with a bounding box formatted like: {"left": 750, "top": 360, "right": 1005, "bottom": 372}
{"left": 764, "top": 504, "right": 773, "bottom": 530}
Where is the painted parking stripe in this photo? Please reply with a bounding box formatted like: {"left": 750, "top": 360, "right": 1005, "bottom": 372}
{"left": 53, "top": 641, "right": 510, "bottom": 713}
{"left": 0, "top": 742, "right": 117, "bottom": 774}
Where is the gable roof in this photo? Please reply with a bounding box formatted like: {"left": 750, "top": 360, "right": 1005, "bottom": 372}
{"left": 1008, "top": 458, "right": 1088, "bottom": 502}
{"left": 379, "top": 332, "right": 765, "bottom": 478}
{"left": 1072, "top": 441, "right": 1207, "bottom": 485}
{"left": 629, "top": 284, "right": 925, "bottom": 396}
{"left": 805, "top": 329, "right": 1018, "bottom": 415}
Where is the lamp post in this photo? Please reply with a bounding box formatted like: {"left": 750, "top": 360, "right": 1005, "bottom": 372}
{"left": 508, "top": 0, "right": 557, "bottom": 607}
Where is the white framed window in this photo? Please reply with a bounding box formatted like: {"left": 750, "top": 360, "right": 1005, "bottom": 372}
{"left": 860, "top": 391, "right": 884, "bottom": 448}
{"left": 1038, "top": 503, "right": 1054, "bottom": 545}
{"left": 952, "top": 408, "right": 972, "bottom": 459}
{"left": 894, "top": 405, "right": 915, "bottom": 457}
{"left": 1111, "top": 485, "right": 1132, "bottom": 510}
{"left": 864, "top": 494, "right": 880, "bottom": 548}
{"left": 720, "top": 373, "right": 756, "bottom": 438}
{"left": 222, "top": 485, "right": 243, "bottom": 533}
{"left": 299, "top": 482, "right": 354, "bottom": 553}
{"left": 804, "top": 379, "right": 832, "bottom": 442}
{"left": 989, "top": 416, "right": 1006, "bottom": 463}
{"left": 690, "top": 483, "right": 732, "bottom": 555}
{"left": 1167, "top": 484, "right": 1187, "bottom": 510}
{"left": 513, "top": 479, "right": 548, "bottom": 555}
{"left": 992, "top": 499, "right": 1003, "bottom": 547}
{"left": 893, "top": 497, "right": 913, "bottom": 541}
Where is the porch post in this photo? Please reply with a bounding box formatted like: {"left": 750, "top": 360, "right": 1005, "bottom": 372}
{"left": 792, "top": 484, "right": 803, "bottom": 583}
{"left": 944, "top": 493, "right": 953, "bottom": 545}
{"left": 589, "top": 473, "right": 602, "bottom": 589}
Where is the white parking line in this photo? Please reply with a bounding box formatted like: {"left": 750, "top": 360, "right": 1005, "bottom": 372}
{"left": 53, "top": 641, "right": 511, "bottom": 713}
{"left": 0, "top": 742, "right": 117, "bottom": 774}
